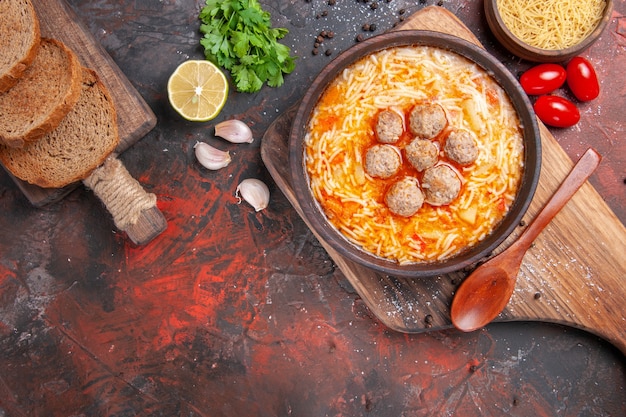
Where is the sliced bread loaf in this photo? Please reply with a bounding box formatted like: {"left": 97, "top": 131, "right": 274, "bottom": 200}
{"left": 0, "top": 37, "right": 82, "bottom": 148}
{"left": 0, "top": 68, "right": 119, "bottom": 188}
{"left": 0, "top": 0, "right": 41, "bottom": 93}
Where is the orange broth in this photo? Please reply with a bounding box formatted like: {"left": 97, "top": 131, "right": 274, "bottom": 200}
{"left": 304, "top": 45, "right": 525, "bottom": 264}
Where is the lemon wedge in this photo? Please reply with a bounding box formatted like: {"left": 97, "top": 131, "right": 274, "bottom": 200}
{"left": 167, "top": 60, "right": 228, "bottom": 122}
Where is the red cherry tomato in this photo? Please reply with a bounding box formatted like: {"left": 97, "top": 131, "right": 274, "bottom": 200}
{"left": 520, "top": 64, "right": 567, "bottom": 95}
{"left": 566, "top": 56, "right": 600, "bottom": 101}
{"left": 533, "top": 95, "right": 580, "bottom": 128}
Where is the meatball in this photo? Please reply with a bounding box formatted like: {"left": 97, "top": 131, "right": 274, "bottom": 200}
{"left": 364, "top": 144, "right": 402, "bottom": 179}
{"left": 405, "top": 138, "right": 439, "bottom": 172}
{"left": 421, "top": 164, "right": 461, "bottom": 206}
{"left": 444, "top": 129, "right": 479, "bottom": 165}
{"left": 385, "top": 177, "right": 424, "bottom": 217}
{"left": 375, "top": 110, "right": 403, "bottom": 144}
{"left": 408, "top": 103, "right": 447, "bottom": 139}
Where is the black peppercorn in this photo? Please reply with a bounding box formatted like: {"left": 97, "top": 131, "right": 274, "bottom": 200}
{"left": 327, "top": 31, "right": 334, "bottom": 38}
{"left": 369, "top": 23, "right": 377, "bottom": 31}
{"left": 362, "top": 23, "right": 371, "bottom": 31}
{"left": 312, "top": 48, "right": 319, "bottom": 55}
{"left": 370, "top": 2, "right": 378, "bottom": 10}
{"left": 356, "top": 34, "right": 365, "bottom": 42}
{"left": 328, "top": 0, "right": 336, "bottom": 5}
{"left": 534, "top": 292, "right": 542, "bottom": 300}
{"left": 325, "top": 49, "right": 332, "bottom": 56}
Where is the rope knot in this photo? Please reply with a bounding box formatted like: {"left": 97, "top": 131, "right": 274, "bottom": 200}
{"left": 84, "top": 156, "right": 157, "bottom": 230}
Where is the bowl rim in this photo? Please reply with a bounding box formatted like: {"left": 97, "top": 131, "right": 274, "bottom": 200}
{"left": 288, "top": 30, "right": 542, "bottom": 278}
{"left": 484, "top": 0, "right": 614, "bottom": 62}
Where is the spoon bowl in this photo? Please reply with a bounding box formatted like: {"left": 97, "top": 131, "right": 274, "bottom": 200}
{"left": 450, "top": 148, "right": 602, "bottom": 332}
{"left": 450, "top": 265, "right": 514, "bottom": 332}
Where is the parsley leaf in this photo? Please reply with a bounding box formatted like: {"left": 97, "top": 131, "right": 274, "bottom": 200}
{"left": 199, "top": 0, "right": 296, "bottom": 93}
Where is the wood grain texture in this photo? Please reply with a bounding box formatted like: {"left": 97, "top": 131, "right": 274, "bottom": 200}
{"left": 4, "top": 0, "right": 157, "bottom": 207}
{"left": 261, "top": 6, "right": 626, "bottom": 354}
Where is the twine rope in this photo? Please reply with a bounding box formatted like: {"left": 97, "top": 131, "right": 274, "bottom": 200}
{"left": 84, "top": 156, "right": 157, "bottom": 230}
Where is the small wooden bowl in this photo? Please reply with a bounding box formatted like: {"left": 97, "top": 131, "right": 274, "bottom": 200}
{"left": 485, "top": 0, "right": 614, "bottom": 62}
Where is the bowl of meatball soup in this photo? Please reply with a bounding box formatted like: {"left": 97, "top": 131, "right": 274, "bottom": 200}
{"left": 289, "top": 31, "right": 541, "bottom": 278}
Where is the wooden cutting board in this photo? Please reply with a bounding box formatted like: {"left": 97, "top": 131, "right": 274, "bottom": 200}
{"left": 4, "top": 0, "right": 157, "bottom": 207}
{"left": 261, "top": 6, "right": 626, "bottom": 354}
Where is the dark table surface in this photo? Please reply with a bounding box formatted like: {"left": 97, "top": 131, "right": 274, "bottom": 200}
{"left": 1, "top": 1, "right": 625, "bottom": 416}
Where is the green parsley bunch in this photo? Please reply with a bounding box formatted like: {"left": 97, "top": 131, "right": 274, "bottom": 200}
{"left": 199, "top": 0, "right": 296, "bottom": 93}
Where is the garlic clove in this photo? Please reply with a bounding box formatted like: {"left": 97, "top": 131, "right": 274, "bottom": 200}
{"left": 194, "top": 141, "right": 231, "bottom": 170}
{"left": 215, "top": 119, "right": 254, "bottom": 144}
{"left": 236, "top": 178, "right": 269, "bottom": 212}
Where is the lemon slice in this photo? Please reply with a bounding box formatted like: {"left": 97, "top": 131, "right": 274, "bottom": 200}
{"left": 167, "top": 60, "right": 228, "bottom": 122}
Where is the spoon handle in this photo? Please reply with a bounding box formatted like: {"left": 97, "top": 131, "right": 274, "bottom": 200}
{"left": 516, "top": 148, "right": 601, "bottom": 249}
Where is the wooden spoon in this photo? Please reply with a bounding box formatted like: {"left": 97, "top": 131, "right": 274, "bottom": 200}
{"left": 450, "top": 148, "right": 601, "bottom": 332}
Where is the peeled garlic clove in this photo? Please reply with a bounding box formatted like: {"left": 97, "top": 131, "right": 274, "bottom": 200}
{"left": 215, "top": 120, "right": 254, "bottom": 144}
{"left": 194, "top": 141, "right": 231, "bottom": 170}
{"left": 236, "top": 178, "right": 269, "bottom": 212}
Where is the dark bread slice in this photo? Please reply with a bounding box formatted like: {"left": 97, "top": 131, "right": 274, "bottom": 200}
{"left": 0, "top": 68, "right": 119, "bottom": 188}
{"left": 0, "top": 0, "right": 41, "bottom": 93}
{"left": 0, "top": 38, "right": 82, "bottom": 148}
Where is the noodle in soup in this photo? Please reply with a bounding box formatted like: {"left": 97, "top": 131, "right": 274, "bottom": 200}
{"left": 304, "top": 45, "right": 525, "bottom": 264}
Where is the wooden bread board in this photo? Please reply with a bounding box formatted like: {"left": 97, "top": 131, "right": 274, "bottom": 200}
{"left": 2, "top": 0, "right": 157, "bottom": 207}
{"left": 261, "top": 6, "right": 626, "bottom": 354}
